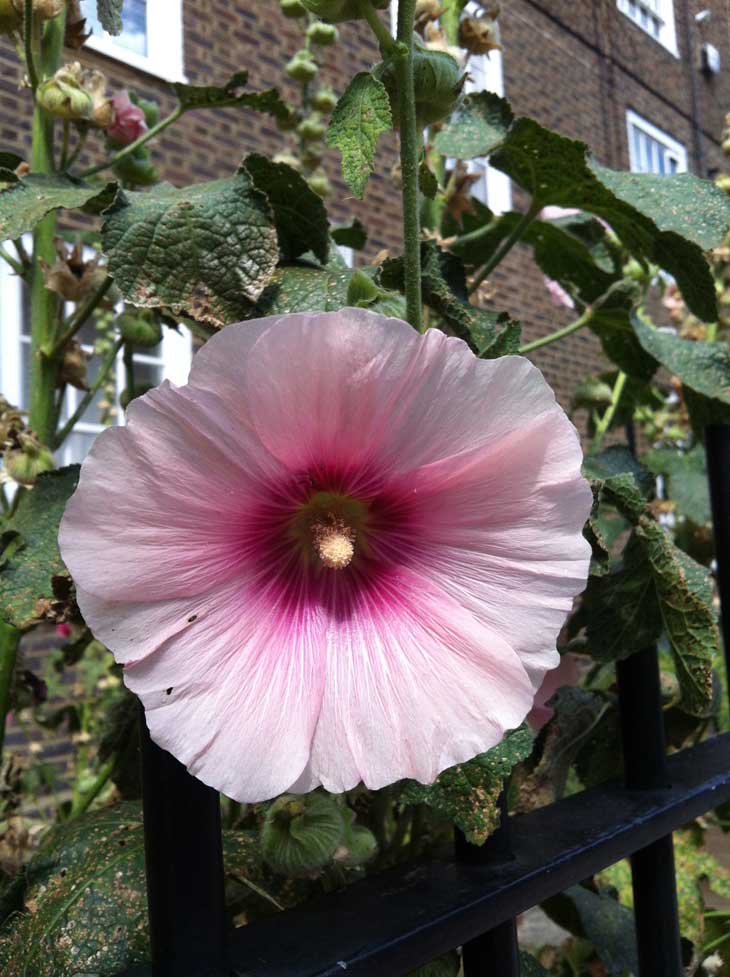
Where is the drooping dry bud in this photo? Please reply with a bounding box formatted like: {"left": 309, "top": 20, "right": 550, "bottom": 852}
{"left": 0, "top": 396, "right": 25, "bottom": 447}
{"left": 59, "top": 340, "right": 89, "bottom": 391}
{"left": 458, "top": 16, "right": 501, "bottom": 57}
{"left": 84, "top": 68, "right": 113, "bottom": 128}
{"left": 64, "top": 0, "right": 90, "bottom": 49}
{"left": 37, "top": 63, "right": 93, "bottom": 122}
{"left": 4, "top": 432, "right": 54, "bottom": 486}
{"left": 41, "top": 238, "right": 106, "bottom": 302}
{"left": 415, "top": 0, "right": 441, "bottom": 30}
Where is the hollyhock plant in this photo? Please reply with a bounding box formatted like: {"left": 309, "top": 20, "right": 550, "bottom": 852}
{"left": 107, "top": 90, "right": 148, "bottom": 146}
{"left": 59, "top": 309, "right": 592, "bottom": 802}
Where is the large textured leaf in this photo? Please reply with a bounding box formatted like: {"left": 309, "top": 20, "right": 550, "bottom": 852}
{"left": 401, "top": 726, "right": 534, "bottom": 845}
{"left": 0, "top": 175, "right": 116, "bottom": 240}
{"left": 583, "top": 445, "right": 655, "bottom": 499}
{"left": 243, "top": 155, "right": 329, "bottom": 264}
{"left": 0, "top": 466, "right": 79, "bottom": 630}
{"left": 633, "top": 314, "right": 730, "bottom": 405}
{"left": 102, "top": 175, "right": 278, "bottom": 327}
{"left": 437, "top": 105, "right": 729, "bottom": 319}
{"left": 0, "top": 803, "right": 302, "bottom": 976}
{"left": 96, "top": 0, "right": 122, "bottom": 34}
{"left": 326, "top": 72, "right": 392, "bottom": 198}
{"left": 433, "top": 91, "right": 513, "bottom": 160}
{"left": 173, "top": 71, "right": 288, "bottom": 119}
{"left": 544, "top": 885, "right": 638, "bottom": 977}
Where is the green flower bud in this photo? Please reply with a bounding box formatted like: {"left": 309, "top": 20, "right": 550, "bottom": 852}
{"left": 0, "top": 0, "right": 22, "bottom": 34}
{"left": 37, "top": 65, "right": 94, "bottom": 122}
{"left": 334, "top": 808, "right": 377, "bottom": 868}
{"left": 301, "top": 0, "right": 388, "bottom": 23}
{"left": 286, "top": 52, "right": 319, "bottom": 84}
{"left": 118, "top": 312, "right": 163, "bottom": 348}
{"left": 306, "top": 20, "right": 338, "bottom": 45}
{"left": 308, "top": 172, "right": 331, "bottom": 197}
{"left": 301, "top": 145, "right": 324, "bottom": 169}
{"left": 5, "top": 435, "right": 54, "bottom": 487}
{"left": 280, "top": 0, "right": 307, "bottom": 16}
{"left": 113, "top": 147, "right": 159, "bottom": 188}
{"left": 346, "top": 269, "right": 379, "bottom": 308}
{"left": 273, "top": 152, "right": 302, "bottom": 171}
{"left": 129, "top": 91, "right": 160, "bottom": 128}
{"left": 261, "top": 793, "right": 344, "bottom": 877}
{"left": 311, "top": 86, "right": 337, "bottom": 113}
{"left": 298, "top": 114, "right": 326, "bottom": 142}
{"left": 276, "top": 107, "right": 300, "bottom": 132}
{"left": 375, "top": 41, "right": 465, "bottom": 129}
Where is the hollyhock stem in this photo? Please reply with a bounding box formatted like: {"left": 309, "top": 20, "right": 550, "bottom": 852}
{"left": 592, "top": 370, "right": 627, "bottom": 453}
{"left": 23, "top": 0, "right": 39, "bottom": 92}
{"left": 394, "top": 0, "right": 422, "bottom": 331}
{"left": 519, "top": 306, "right": 595, "bottom": 354}
{"left": 0, "top": 621, "right": 21, "bottom": 767}
{"left": 468, "top": 201, "right": 541, "bottom": 295}
{"left": 28, "top": 10, "right": 66, "bottom": 447}
{"left": 357, "top": 0, "right": 397, "bottom": 55}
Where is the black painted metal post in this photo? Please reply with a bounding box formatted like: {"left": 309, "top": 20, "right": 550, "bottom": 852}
{"left": 139, "top": 709, "right": 228, "bottom": 977}
{"left": 706, "top": 424, "right": 730, "bottom": 693}
{"left": 616, "top": 647, "right": 683, "bottom": 977}
{"left": 456, "top": 789, "right": 521, "bottom": 976}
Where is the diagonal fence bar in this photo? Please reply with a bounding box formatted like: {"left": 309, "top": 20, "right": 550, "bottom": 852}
{"left": 138, "top": 709, "right": 228, "bottom": 977}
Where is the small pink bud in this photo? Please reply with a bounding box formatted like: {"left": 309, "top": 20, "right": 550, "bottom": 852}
{"left": 543, "top": 276, "right": 575, "bottom": 310}
{"left": 55, "top": 622, "right": 71, "bottom": 639}
{"left": 107, "top": 91, "right": 148, "bottom": 146}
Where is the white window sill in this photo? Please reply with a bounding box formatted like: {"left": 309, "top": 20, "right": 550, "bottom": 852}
{"left": 617, "top": 8, "right": 680, "bottom": 59}
{"left": 84, "top": 34, "right": 188, "bottom": 84}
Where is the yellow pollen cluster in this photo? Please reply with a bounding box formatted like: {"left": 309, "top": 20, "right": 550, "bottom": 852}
{"left": 311, "top": 515, "right": 356, "bottom": 570}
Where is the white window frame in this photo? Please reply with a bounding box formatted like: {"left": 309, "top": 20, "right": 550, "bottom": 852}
{"left": 389, "top": 0, "right": 511, "bottom": 214}
{"left": 81, "top": 0, "right": 187, "bottom": 84}
{"left": 626, "top": 109, "right": 688, "bottom": 174}
{"left": 0, "top": 237, "right": 192, "bottom": 468}
{"left": 617, "top": 0, "right": 679, "bottom": 58}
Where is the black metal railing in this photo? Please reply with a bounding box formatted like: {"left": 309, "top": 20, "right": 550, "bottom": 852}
{"left": 117, "top": 424, "right": 730, "bottom": 977}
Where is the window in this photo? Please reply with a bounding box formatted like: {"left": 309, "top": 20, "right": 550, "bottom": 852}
{"left": 0, "top": 246, "right": 192, "bottom": 468}
{"left": 626, "top": 110, "right": 688, "bottom": 174}
{"left": 617, "top": 0, "right": 678, "bottom": 56}
{"left": 388, "top": 0, "right": 512, "bottom": 214}
{"left": 80, "top": 0, "right": 186, "bottom": 83}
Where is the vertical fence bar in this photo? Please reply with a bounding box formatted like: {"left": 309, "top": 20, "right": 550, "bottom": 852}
{"left": 139, "top": 709, "right": 228, "bottom": 977}
{"left": 616, "top": 647, "right": 683, "bottom": 977}
{"left": 706, "top": 424, "right": 730, "bottom": 688}
{"left": 456, "top": 788, "right": 521, "bottom": 976}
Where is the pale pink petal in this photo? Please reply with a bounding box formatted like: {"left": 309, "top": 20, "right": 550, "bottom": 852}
{"left": 60, "top": 380, "right": 286, "bottom": 601}
{"left": 527, "top": 653, "right": 581, "bottom": 730}
{"left": 299, "top": 567, "right": 534, "bottom": 793}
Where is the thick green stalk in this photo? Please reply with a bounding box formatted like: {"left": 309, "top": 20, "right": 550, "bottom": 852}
{"left": 395, "top": 0, "right": 422, "bottom": 330}
{"left": 28, "top": 12, "right": 66, "bottom": 445}
{"left": 69, "top": 757, "right": 115, "bottom": 817}
{"left": 0, "top": 621, "right": 21, "bottom": 766}
{"left": 357, "top": 0, "right": 397, "bottom": 54}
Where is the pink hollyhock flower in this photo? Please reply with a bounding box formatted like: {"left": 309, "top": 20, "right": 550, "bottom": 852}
{"left": 527, "top": 652, "right": 581, "bottom": 731}
{"left": 107, "top": 91, "right": 147, "bottom": 146}
{"left": 543, "top": 276, "right": 576, "bottom": 310}
{"left": 59, "top": 310, "right": 592, "bottom": 802}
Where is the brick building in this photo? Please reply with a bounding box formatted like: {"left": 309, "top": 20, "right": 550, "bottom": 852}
{"left": 1, "top": 0, "right": 729, "bottom": 794}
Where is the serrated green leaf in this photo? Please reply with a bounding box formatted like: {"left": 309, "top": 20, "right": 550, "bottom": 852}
{"left": 173, "top": 71, "right": 289, "bottom": 118}
{"left": 433, "top": 91, "right": 513, "bottom": 159}
{"left": 101, "top": 175, "right": 278, "bottom": 327}
{"left": 96, "top": 0, "right": 122, "bottom": 34}
{"left": 401, "top": 726, "right": 534, "bottom": 845}
{"left": 332, "top": 219, "right": 367, "bottom": 250}
{"left": 548, "top": 885, "right": 638, "bottom": 977}
{"left": 243, "top": 154, "right": 329, "bottom": 264}
{"left": 0, "top": 803, "right": 301, "bottom": 976}
{"left": 0, "top": 175, "right": 117, "bottom": 240}
{"left": 633, "top": 313, "right": 730, "bottom": 406}
{"left": 0, "top": 466, "right": 79, "bottom": 630}
{"left": 326, "top": 72, "right": 392, "bottom": 198}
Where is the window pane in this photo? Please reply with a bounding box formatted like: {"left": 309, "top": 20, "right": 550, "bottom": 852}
{"left": 132, "top": 358, "right": 163, "bottom": 389}
{"left": 63, "top": 430, "right": 98, "bottom": 466}
{"left": 19, "top": 339, "right": 30, "bottom": 411}
{"left": 82, "top": 0, "right": 148, "bottom": 56}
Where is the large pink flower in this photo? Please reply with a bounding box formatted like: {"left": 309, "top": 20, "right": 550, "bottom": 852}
{"left": 59, "top": 310, "right": 592, "bottom": 802}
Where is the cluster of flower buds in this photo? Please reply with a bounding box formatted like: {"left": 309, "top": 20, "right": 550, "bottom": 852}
{"left": 278, "top": 0, "right": 342, "bottom": 197}
{"left": 1, "top": 395, "right": 54, "bottom": 487}
{"left": 37, "top": 62, "right": 112, "bottom": 127}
